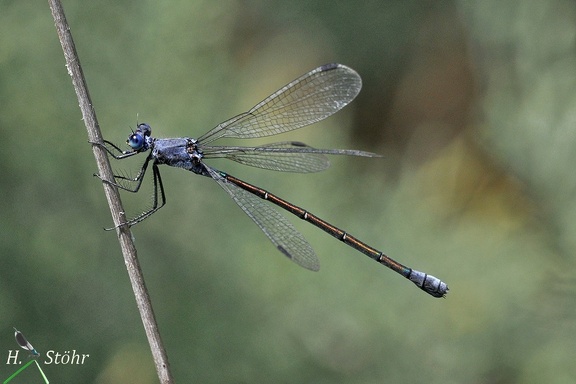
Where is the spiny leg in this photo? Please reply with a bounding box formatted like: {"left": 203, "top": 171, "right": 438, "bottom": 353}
{"left": 105, "top": 162, "right": 167, "bottom": 230}
{"left": 91, "top": 140, "right": 140, "bottom": 160}
{"left": 96, "top": 155, "right": 152, "bottom": 193}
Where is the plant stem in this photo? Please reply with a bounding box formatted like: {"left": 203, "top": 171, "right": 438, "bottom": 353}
{"left": 47, "top": 1, "right": 174, "bottom": 382}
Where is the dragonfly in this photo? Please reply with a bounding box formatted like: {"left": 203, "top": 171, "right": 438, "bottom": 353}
{"left": 95, "top": 63, "right": 448, "bottom": 298}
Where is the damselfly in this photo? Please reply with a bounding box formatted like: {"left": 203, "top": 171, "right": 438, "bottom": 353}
{"left": 95, "top": 63, "right": 448, "bottom": 297}
{"left": 8, "top": 328, "right": 49, "bottom": 384}
{"left": 13, "top": 328, "right": 39, "bottom": 358}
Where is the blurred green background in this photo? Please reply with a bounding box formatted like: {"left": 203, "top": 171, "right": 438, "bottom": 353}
{"left": 1, "top": 0, "right": 576, "bottom": 382}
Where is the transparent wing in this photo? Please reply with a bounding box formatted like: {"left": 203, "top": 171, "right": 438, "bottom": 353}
{"left": 202, "top": 141, "right": 379, "bottom": 173}
{"left": 205, "top": 165, "right": 320, "bottom": 271}
{"left": 203, "top": 142, "right": 330, "bottom": 172}
{"left": 197, "top": 63, "right": 362, "bottom": 144}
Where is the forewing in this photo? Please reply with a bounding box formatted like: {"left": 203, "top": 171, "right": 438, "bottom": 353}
{"left": 197, "top": 63, "right": 362, "bottom": 144}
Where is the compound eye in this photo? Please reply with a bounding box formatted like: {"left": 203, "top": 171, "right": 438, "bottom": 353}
{"left": 127, "top": 133, "right": 145, "bottom": 150}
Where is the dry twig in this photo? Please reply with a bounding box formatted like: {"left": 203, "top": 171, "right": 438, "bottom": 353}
{"left": 47, "top": 1, "right": 174, "bottom": 382}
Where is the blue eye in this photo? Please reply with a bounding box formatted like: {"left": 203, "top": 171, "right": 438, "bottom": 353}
{"left": 127, "top": 133, "right": 145, "bottom": 150}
